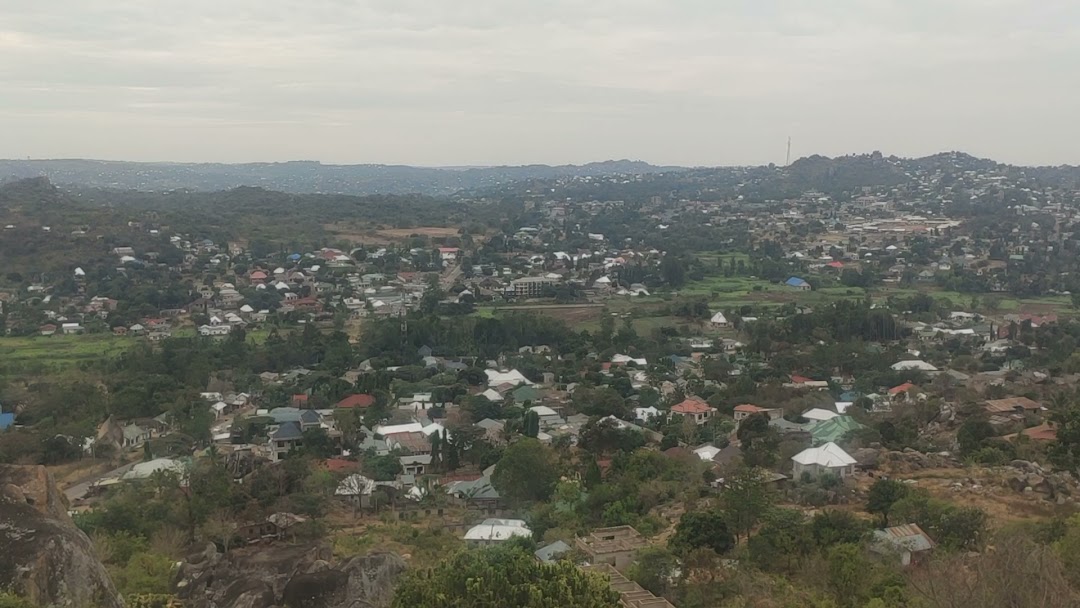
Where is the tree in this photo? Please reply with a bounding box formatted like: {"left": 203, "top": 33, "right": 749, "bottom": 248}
{"left": 523, "top": 410, "right": 540, "bottom": 438}
{"left": 866, "top": 478, "right": 909, "bottom": 526}
{"left": 1050, "top": 402, "right": 1080, "bottom": 471}
{"left": 492, "top": 439, "right": 559, "bottom": 503}
{"left": 827, "top": 543, "right": 866, "bottom": 607}
{"left": 720, "top": 466, "right": 772, "bottom": 543}
{"left": 430, "top": 431, "right": 443, "bottom": 472}
{"left": 578, "top": 418, "right": 646, "bottom": 454}
{"left": 747, "top": 508, "right": 811, "bottom": 572}
{"left": 957, "top": 417, "right": 996, "bottom": 456}
{"left": 298, "top": 428, "right": 336, "bottom": 459}
{"left": 363, "top": 454, "right": 403, "bottom": 482}
{"left": 660, "top": 254, "right": 687, "bottom": 288}
{"left": 572, "top": 387, "right": 628, "bottom": 418}
{"left": 669, "top": 509, "right": 734, "bottom": 556}
{"left": 811, "top": 510, "right": 867, "bottom": 549}
{"left": 736, "top": 413, "right": 779, "bottom": 466}
{"left": 628, "top": 546, "right": 678, "bottom": 597}
{"left": 891, "top": 490, "right": 986, "bottom": 551}
{"left": 391, "top": 545, "right": 620, "bottom": 608}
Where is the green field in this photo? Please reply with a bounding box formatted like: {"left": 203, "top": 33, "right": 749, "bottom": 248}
{"left": 0, "top": 328, "right": 277, "bottom": 376}
{"left": 0, "top": 333, "right": 135, "bottom": 373}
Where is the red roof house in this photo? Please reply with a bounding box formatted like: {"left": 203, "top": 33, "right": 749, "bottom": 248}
{"left": 889, "top": 382, "right": 916, "bottom": 396}
{"left": 336, "top": 394, "right": 376, "bottom": 409}
{"left": 671, "top": 398, "right": 716, "bottom": 425}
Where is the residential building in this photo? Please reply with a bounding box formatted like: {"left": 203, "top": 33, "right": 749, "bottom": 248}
{"left": 534, "top": 540, "right": 572, "bottom": 563}
{"left": 785, "top": 277, "right": 811, "bottom": 290}
{"left": 791, "top": 442, "right": 857, "bottom": 478}
{"left": 464, "top": 519, "right": 531, "bottom": 547}
{"left": 400, "top": 454, "right": 432, "bottom": 476}
{"left": 270, "top": 422, "right": 303, "bottom": 461}
{"left": 671, "top": 398, "right": 715, "bottom": 425}
{"left": 810, "top": 416, "right": 866, "bottom": 445}
{"left": 733, "top": 404, "right": 781, "bottom": 423}
{"left": 509, "top": 276, "right": 558, "bottom": 298}
{"left": 984, "top": 397, "right": 1043, "bottom": 415}
{"left": 871, "top": 524, "right": 935, "bottom": 566}
{"left": 575, "top": 526, "right": 649, "bottom": 571}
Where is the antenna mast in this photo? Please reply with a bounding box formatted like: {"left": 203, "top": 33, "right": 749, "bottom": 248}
{"left": 786, "top": 137, "right": 792, "bottom": 166}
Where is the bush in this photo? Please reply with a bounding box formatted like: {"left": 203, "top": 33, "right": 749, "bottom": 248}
{"left": 970, "top": 446, "right": 1009, "bottom": 466}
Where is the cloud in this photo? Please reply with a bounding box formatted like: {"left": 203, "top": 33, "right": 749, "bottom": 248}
{"left": 0, "top": 0, "right": 1077, "bottom": 165}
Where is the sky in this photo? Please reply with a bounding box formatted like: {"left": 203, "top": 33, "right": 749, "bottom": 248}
{"left": 1, "top": 0, "right": 1078, "bottom": 167}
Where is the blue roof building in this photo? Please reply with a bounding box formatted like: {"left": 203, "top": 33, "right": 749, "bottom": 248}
{"left": 785, "top": 277, "right": 811, "bottom": 290}
{"left": 0, "top": 412, "right": 14, "bottom": 431}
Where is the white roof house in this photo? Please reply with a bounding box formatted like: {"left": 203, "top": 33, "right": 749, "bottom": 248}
{"left": 891, "top": 360, "right": 938, "bottom": 372}
{"left": 634, "top": 406, "right": 661, "bottom": 422}
{"left": 802, "top": 408, "right": 839, "bottom": 423}
{"left": 335, "top": 474, "right": 375, "bottom": 497}
{"left": 480, "top": 388, "right": 504, "bottom": 402}
{"left": 693, "top": 444, "right": 722, "bottom": 462}
{"left": 710, "top": 311, "right": 729, "bottom": 326}
{"left": 464, "top": 519, "right": 532, "bottom": 545}
{"left": 485, "top": 369, "right": 533, "bottom": 387}
{"left": 376, "top": 422, "right": 424, "bottom": 436}
{"left": 792, "top": 442, "right": 857, "bottom": 478}
{"left": 122, "top": 458, "right": 186, "bottom": 481}
{"left": 611, "top": 354, "right": 647, "bottom": 366}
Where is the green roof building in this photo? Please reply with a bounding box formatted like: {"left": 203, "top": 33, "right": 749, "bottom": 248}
{"left": 810, "top": 415, "right": 866, "bottom": 445}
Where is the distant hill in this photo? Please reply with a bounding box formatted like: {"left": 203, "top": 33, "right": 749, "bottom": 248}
{"left": 0, "top": 158, "right": 685, "bottom": 197}
{"left": 3, "top": 153, "right": 1077, "bottom": 199}
{"left": 0, "top": 175, "right": 65, "bottom": 207}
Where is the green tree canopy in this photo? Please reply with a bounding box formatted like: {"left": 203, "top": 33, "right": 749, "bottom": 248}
{"left": 866, "top": 478, "right": 910, "bottom": 526}
{"left": 492, "top": 439, "right": 559, "bottom": 503}
{"left": 669, "top": 509, "right": 734, "bottom": 556}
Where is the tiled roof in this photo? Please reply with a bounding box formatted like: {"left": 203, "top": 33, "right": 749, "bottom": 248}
{"left": 672, "top": 398, "right": 713, "bottom": 414}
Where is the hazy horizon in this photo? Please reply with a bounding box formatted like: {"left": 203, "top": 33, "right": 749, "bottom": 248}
{"left": 3, "top": 149, "right": 1076, "bottom": 170}
{"left": 3, "top": 1, "right": 1078, "bottom": 167}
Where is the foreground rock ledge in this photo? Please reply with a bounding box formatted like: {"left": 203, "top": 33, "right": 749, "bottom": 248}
{"left": 0, "top": 464, "right": 123, "bottom": 608}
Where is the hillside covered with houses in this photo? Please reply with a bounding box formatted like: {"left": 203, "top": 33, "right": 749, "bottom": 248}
{"left": 5, "top": 152, "right": 1080, "bottom": 606}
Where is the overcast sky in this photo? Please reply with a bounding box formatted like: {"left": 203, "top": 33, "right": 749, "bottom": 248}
{"left": 1, "top": 0, "right": 1077, "bottom": 167}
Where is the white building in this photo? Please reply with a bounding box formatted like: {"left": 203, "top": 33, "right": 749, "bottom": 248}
{"left": 485, "top": 369, "right": 533, "bottom": 387}
{"left": 464, "top": 519, "right": 532, "bottom": 546}
{"left": 791, "top": 442, "right": 857, "bottom": 479}
{"left": 890, "top": 360, "right": 938, "bottom": 372}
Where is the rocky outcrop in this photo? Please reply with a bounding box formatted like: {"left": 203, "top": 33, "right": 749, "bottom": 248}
{"left": 174, "top": 542, "right": 407, "bottom": 608}
{"left": 1004, "top": 460, "right": 1076, "bottom": 501}
{"left": 879, "top": 448, "right": 961, "bottom": 473}
{"left": 0, "top": 465, "right": 122, "bottom": 608}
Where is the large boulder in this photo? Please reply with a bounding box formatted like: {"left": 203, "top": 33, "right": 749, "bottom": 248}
{"left": 174, "top": 542, "right": 407, "bottom": 608}
{"left": 0, "top": 465, "right": 122, "bottom": 608}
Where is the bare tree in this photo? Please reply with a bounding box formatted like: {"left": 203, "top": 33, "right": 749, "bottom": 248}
{"left": 909, "top": 533, "right": 1077, "bottom": 608}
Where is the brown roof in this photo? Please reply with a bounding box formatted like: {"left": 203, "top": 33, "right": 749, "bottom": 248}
{"left": 336, "top": 394, "right": 376, "bottom": 409}
{"left": 1003, "top": 423, "right": 1057, "bottom": 442}
{"left": 984, "top": 397, "right": 1042, "bottom": 413}
{"left": 734, "top": 404, "right": 769, "bottom": 413}
{"left": 385, "top": 431, "right": 430, "bottom": 454}
{"left": 672, "top": 398, "right": 714, "bottom": 415}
